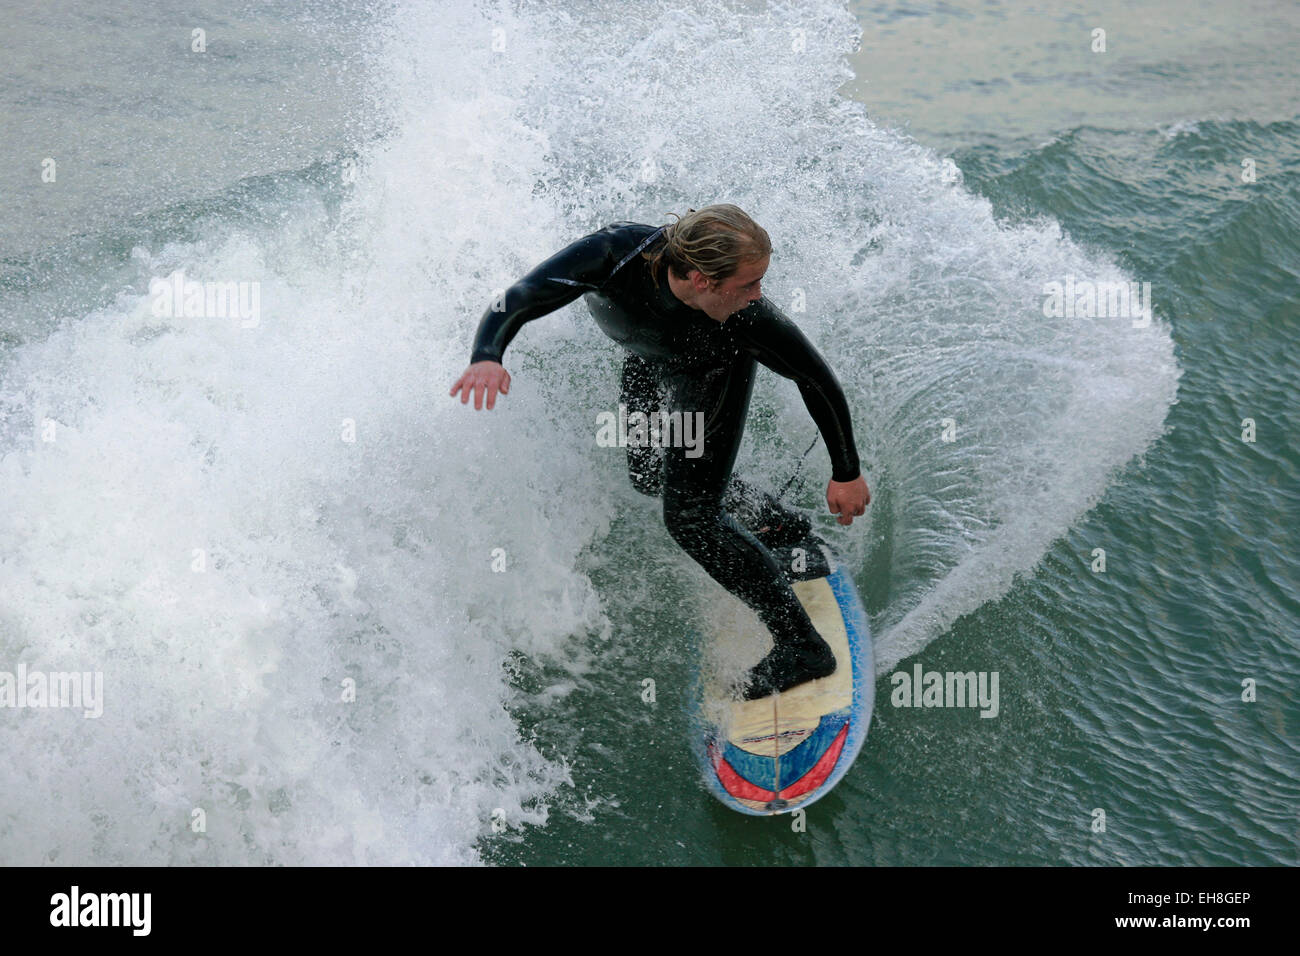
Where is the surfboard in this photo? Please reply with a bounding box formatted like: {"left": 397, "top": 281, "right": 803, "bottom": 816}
{"left": 694, "top": 536, "right": 873, "bottom": 816}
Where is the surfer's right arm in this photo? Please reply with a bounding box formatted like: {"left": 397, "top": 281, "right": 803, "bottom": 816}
{"left": 451, "top": 229, "right": 621, "bottom": 409}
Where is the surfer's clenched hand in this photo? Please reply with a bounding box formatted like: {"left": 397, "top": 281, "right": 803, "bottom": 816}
{"left": 450, "top": 361, "right": 511, "bottom": 410}
{"left": 826, "top": 474, "right": 870, "bottom": 526}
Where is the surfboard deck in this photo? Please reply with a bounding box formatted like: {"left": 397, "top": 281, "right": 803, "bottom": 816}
{"left": 694, "top": 537, "right": 873, "bottom": 816}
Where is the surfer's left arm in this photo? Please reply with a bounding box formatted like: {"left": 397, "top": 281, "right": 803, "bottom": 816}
{"left": 735, "top": 299, "right": 871, "bottom": 526}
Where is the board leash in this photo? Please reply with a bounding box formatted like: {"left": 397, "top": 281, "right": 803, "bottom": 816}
{"left": 777, "top": 433, "right": 820, "bottom": 502}
{"left": 772, "top": 694, "right": 781, "bottom": 807}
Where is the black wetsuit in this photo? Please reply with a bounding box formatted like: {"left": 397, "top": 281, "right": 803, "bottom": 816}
{"left": 470, "top": 221, "right": 862, "bottom": 697}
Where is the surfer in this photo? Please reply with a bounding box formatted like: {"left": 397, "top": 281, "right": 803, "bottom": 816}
{"left": 451, "top": 205, "right": 870, "bottom": 698}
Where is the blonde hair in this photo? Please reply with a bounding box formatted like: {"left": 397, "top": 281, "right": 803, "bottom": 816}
{"left": 642, "top": 204, "right": 771, "bottom": 287}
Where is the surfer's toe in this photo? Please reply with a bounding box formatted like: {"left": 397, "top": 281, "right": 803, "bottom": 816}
{"left": 741, "top": 636, "right": 836, "bottom": 700}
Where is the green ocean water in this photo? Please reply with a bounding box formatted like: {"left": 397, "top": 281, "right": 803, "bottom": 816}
{"left": 0, "top": 0, "right": 1295, "bottom": 866}
{"left": 487, "top": 5, "right": 1300, "bottom": 866}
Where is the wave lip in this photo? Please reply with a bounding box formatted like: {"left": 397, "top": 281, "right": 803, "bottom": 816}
{"left": 0, "top": 0, "right": 1185, "bottom": 863}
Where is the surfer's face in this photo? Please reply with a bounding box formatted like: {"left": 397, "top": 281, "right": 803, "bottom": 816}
{"left": 699, "top": 255, "right": 769, "bottom": 321}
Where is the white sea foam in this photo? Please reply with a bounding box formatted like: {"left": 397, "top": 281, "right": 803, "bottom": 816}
{"left": 0, "top": 0, "right": 1179, "bottom": 863}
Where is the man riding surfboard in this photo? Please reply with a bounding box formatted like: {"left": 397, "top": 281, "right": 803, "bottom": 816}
{"left": 451, "top": 204, "right": 870, "bottom": 698}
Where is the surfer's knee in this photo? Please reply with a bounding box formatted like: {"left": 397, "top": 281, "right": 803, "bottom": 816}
{"left": 662, "top": 497, "right": 715, "bottom": 549}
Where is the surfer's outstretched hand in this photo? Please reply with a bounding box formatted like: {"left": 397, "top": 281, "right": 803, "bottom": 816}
{"left": 827, "top": 474, "right": 871, "bottom": 526}
{"left": 450, "top": 361, "right": 511, "bottom": 410}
